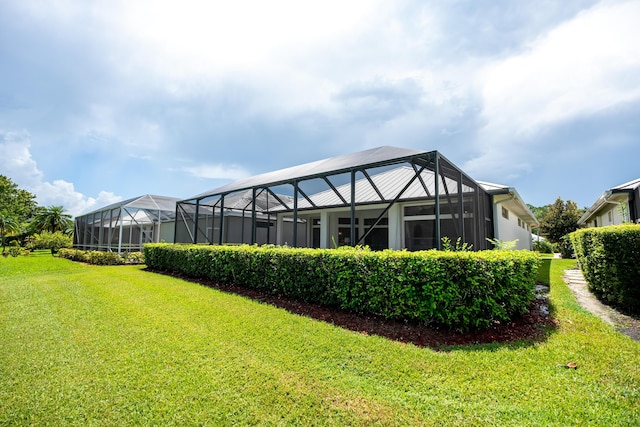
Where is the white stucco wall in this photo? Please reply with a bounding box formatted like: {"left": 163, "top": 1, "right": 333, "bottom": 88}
{"left": 493, "top": 202, "right": 533, "bottom": 250}
{"left": 587, "top": 202, "right": 628, "bottom": 227}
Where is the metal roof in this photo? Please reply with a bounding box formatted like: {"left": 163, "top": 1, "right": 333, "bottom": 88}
{"left": 78, "top": 194, "right": 180, "bottom": 217}
{"left": 182, "top": 189, "right": 293, "bottom": 211}
{"left": 578, "top": 177, "right": 640, "bottom": 224}
{"left": 611, "top": 177, "right": 640, "bottom": 192}
{"left": 284, "top": 166, "right": 474, "bottom": 210}
{"left": 186, "top": 146, "right": 428, "bottom": 200}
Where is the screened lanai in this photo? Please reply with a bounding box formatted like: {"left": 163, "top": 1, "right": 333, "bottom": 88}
{"left": 73, "top": 195, "right": 180, "bottom": 253}
{"left": 175, "top": 146, "right": 495, "bottom": 251}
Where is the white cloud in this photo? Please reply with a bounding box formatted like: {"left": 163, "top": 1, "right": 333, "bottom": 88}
{"left": 480, "top": 0, "right": 640, "bottom": 137}
{"left": 465, "top": 0, "right": 640, "bottom": 180}
{"left": 181, "top": 163, "right": 250, "bottom": 180}
{"left": 0, "top": 130, "right": 121, "bottom": 217}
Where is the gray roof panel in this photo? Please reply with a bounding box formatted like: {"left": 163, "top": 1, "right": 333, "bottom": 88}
{"left": 187, "top": 146, "right": 428, "bottom": 200}
{"left": 78, "top": 194, "right": 180, "bottom": 217}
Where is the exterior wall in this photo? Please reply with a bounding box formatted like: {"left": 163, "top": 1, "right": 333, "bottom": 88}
{"left": 281, "top": 208, "right": 385, "bottom": 249}
{"left": 279, "top": 199, "right": 495, "bottom": 251}
{"left": 585, "top": 199, "right": 630, "bottom": 227}
{"left": 493, "top": 202, "right": 533, "bottom": 250}
{"left": 157, "top": 221, "right": 175, "bottom": 243}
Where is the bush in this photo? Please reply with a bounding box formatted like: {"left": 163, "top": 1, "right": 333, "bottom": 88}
{"left": 532, "top": 240, "right": 554, "bottom": 254}
{"left": 58, "top": 249, "right": 145, "bottom": 266}
{"left": 28, "top": 231, "right": 72, "bottom": 255}
{"left": 570, "top": 224, "right": 640, "bottom": 314}
{"left": 556, "top": 235, "right": 574, "bottom": 259}
{"left": 144, "top": 244, "right": 540, "bottom": 331}
{"left": 8, "top": 240, "right": 21, "bottom": 257}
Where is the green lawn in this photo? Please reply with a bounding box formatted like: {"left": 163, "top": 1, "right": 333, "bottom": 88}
{"left": 1, "top": 251, "right": 638, "bottom": 426}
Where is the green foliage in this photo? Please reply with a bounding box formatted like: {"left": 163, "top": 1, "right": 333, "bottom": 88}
{"left": 532, "top": 239, "right": 554, "bottom": 253}
{"left": 486, "top": 238, "right": 519, "bottom": 250}
{"left": 570, "top": 224, "right": 640, "bottom": 314}
{"left": 539, "top": 197, "right": 581, "bottom": 243}
{"left": 556, "top": 235, "right": 574, "bottom": 259}
{"left": 0, "top": 175, "right": 38, "bottom": 224}
{"left": 58, "top": 248, "right": 145, "bottom": 265}
{"left": 618, "top": 203, "right": 631, "bottom": 223}
{"left": 0, "top": 212, "right": 20, "bottom": 249}
{"left": 7, "top": 240, "right": 21, "bottom": 257}
{"left": 144, "top": 244, "right": 539, "bottom": 331}
{"left": 441, "top": 236, "right": 473, "bottom": 252}
{"left": 29, "top": 205, "right": 73, "bottom": 235}
{"left": 28, "top": 231, "right": 72, "bottom": 254}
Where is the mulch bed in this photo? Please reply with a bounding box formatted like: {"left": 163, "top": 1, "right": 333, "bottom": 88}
{"left": 148, "top": 269, "right": 557, "bottom": 349}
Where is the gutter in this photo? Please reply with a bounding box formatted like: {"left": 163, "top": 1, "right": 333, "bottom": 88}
{"left": 578, "top": 191, "right": 622, "bottom": 225}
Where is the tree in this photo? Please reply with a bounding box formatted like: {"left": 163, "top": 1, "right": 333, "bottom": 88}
{"left": 539, "top": 197, "right": 582, "bottom": 243}
{"left": 0, "top": 212, "right": 20, "bottom": 249}
{"left": 0, "top": 175, "right": 38, "bottom": 223}
{"left": 527, "top": 203, "right": 551, "bottom": 235}
{"left": 30, "top": 206, "right": 73, "bottom": 235}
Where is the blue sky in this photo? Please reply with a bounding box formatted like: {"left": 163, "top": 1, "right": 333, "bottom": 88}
{"left": 1, "top": 0, "right": 639, "bottom": 217}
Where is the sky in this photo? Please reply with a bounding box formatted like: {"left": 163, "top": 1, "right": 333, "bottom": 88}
{"left": 1, "top": 0, "right": 639, "bottom": 217}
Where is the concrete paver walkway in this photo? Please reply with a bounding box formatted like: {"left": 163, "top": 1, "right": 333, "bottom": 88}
{"left": 563, "top": 268, "right": 640, "bottom": 341}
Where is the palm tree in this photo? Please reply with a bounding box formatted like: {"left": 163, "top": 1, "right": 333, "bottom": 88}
{"left": 0, "top": 212, "right": 19, "bottom": 250}
{"left": 31, "top": 206, "right": 73, "bottom": 234}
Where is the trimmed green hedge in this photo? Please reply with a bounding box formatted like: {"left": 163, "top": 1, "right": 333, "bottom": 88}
{"left": 59, "top": 249, "right": 145, "bottom": 266}
{"left": 144, "top": 244, "right": 539, "bottom": 331}
{"left": 570, "top": 224, "right": 640, "bottom": 314}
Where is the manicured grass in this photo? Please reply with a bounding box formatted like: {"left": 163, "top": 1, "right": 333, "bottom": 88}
{"left": 1, "top": 251, "right": 638, "bottom": 426}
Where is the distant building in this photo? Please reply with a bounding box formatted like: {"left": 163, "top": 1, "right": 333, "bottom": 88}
{"left": 174, "top": 146, "right": 538, "bottom": 250}
{"left": 578, "top": 178, "right": 640, "bottom": 227}
{"left": 73, "top": 195, "right": 180, "bottom": 253}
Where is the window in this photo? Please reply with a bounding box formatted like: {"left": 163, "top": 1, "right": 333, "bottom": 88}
{"left": 608, "top": 211, "right": 613, "bottom": 223}
{"left": 338, "top": 217, "right": 358, "bottom": 246}
{"left": 518, "top": 218, "right": 521, "bottom": 227}
{"left": 502, "top": 207, "right": 509, "bottom": 219}
{"left": 338, "top": 217, "right": 358, "bottom": 225}
{"left": 364, "top": 217, "right": 388, "bottom": 250}
{"left": 364, "top": 217, "right": 388, "bottom": 226}
{"left": 404, "top": 205, "right": 435, "bottom": 216}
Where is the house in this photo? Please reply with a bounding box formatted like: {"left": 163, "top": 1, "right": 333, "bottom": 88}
{"left": 174, "top": 146, "right": 538, "bottom": 250}
{"left": 578, "top": 178, "right": 640, "bottom": 227}
{"left": 73, "top": 194, "right": 181, "bottom": 253}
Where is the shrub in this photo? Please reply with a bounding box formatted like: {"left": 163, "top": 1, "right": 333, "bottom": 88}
{"left": 532, "top": 240, "right": 554, "bottom": 254}
{"left": 486, "top": 238, "right": 519, "bottom": 250}
{"left": 28, "top": 231, "right": 72, "bottom": 255}
{"left": 570, "top": 224, "right": 640, "bottom": 314}
{"left": 556, "top": 235, "right": 574, "bottom": 259}
{"left": 144, "top": 244, "right": 539, "bottom": 331}
{"left": 58, "top": 249, "right": 145, "bottom": 266}
{"left": 8, "top": 240, "right": 21, "bottom": 257}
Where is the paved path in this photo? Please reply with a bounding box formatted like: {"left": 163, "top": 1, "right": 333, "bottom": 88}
{"left": 563, "top": 268, "right": 640, "bottom": 341}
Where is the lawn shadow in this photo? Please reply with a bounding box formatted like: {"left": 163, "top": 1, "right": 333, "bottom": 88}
{"left": 145, "top": 268, "right": 559, "bottom": 351}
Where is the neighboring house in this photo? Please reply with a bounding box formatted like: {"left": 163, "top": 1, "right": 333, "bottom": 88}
{"left": 175, "top": 146, "right": 538, "bottom": 251}
{"left": 73, "top": 195, "right": 181, "bottom": 253}
{"left": 578, "top": 178, "right": 640, "bottom": 227}
{"left": 478, "top": 181, "right": 538, "bottom": 249}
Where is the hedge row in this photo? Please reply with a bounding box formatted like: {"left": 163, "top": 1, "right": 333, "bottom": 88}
{"left": 144, "top": 244, "right": 539, "bottom": 331}
{"left": 59, "top": 249, "right": 145, "bottom": 266}
{"left": 570, "top": 224, "right": 640, "bottom": 314}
